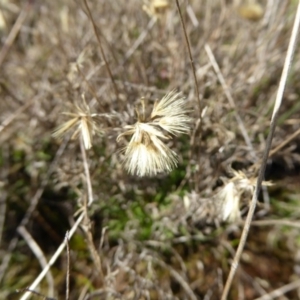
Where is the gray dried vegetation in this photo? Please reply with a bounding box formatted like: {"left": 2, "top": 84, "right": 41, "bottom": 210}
{"left": 1, "top": 0, "right": 300, "bottom": 299}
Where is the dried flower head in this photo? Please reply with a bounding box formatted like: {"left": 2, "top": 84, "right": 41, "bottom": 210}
{"left": 52, "top": 96, "right": 104, "bottom": 150}
{"left": 217, "top": 182, "right": 241, "bottom": 222}
{"left": 143, "top": 0, "right": 169, "bottom": 18}
{"left": 216, "top": 170, "right": 272, "bottom": 223}
{"left": 117, "top": 90, "right": 191, "bottom": 177}
{"left": 183, "top": 171, "right": 272, "bottom": 227}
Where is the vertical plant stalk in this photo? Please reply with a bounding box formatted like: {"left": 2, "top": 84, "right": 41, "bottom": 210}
{"left": 175, "top": 0, "right": 203, "bottom": 190}
{"left": 80, "top": 136, "right": 94, "bottom": 206}
{"left": 83, "top": 0, "right": 120, "bottom": 102}
{"left": 80, "top": 138, "right": 105, "bottom": 283}
{"left": 221, "top": 1, "right": 300, "bottom": 299}
{"left": 175, "top": 0, "right": 202, "bottom": 116}
{"left": 65, "top": 232, "right": 70, "bottom": 300}
{"left": 0, "top": 145, "right": 9, "bottom": 248}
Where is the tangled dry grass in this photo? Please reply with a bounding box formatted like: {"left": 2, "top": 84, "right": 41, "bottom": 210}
{"left": 1, "top": 0, "right": 300, "bottom": 299}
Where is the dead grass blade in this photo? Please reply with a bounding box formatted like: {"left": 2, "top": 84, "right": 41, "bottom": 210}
{"left": 19, "top": 212, "right": 85, "bottom": 300}
{"left": 254, "top": 278, "right": 300, "bottom": 300}
{"left": 269, "top": 127, "right": 300, "bottom": 157}
{"left": 221, "top": 1, "right": 300, "bottom": 298}
{"left": 65, "top": 232, "right": 70, "bottom": 300}
{"left": 17, "top": 226, "right": 55, "bottom": 298}
{"left": 175, "top": 0, "right": 202, "bottom": 116}
{"left": 82, "top": 0, "right": 120, "bottom": 102}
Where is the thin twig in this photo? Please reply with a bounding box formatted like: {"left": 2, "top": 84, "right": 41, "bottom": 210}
{"left": 186, "top": 4, "right": 199, "bottom": 28}
{"left": 17, "top": 288, "right": 56, "bottom": 300}
{"left": 221, "top": 2, "right": 300, "bottom": 298}
{"left": 0, "top": 145, "right": 8, "bottom": 247}
{"left": 81, "top": 220, "right": 104, "bottom": 282}
{"left": 17, "top": 226, "right": 55, "bottom": 299}
{"left": 0, "top": 190, "right": 6, "bottom": 247}
{"left": 175, "top": 0, "right": 202, "bottom": 116}
{"left": 65, "top": 231, "right": 70, "bottom": 300}
{"left": 80, "top": 137, "right": 94, "bottom": 206}
{"left": 175, "top": 0, "right": 204, "bottom": 192}
{"left": 99, "top": 226, "right": 108, "bottom": 252}
{"left": 251, "top": 219, "right": 300, "bottom": 229}
{"left": 82, "top": 0, "right": 120, "bottom": 101}
{"left": 20, "top": 212, "right": 85, "bottom": 300}
{"left": 254, "top": 279, "right": 300, "bottom": 300}
{"left": 80, "top": 137, "right": 104, "bottom": 282}
{"left": 269, "top": 125, "right": 300, "bottom": 157}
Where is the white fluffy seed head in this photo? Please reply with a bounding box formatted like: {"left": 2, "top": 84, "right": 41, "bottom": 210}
{"left": 218, "top": 182, "right": 241, "bottom": 222}
{"left": 117, "top": 90, "right": 191, "bottom": 177}
{"left": 151, "top": 90, "right": 191, "bottom": 135}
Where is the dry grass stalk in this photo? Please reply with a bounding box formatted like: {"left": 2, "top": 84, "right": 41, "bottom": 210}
{"left": 117, "top": 90, "right": 191, "bottom": 177}
{"left": 175, "top": 0, "right": 202, "bottom": 117}
{"left": 19, "top": 212, "right": 85, "bottom": 300}
{"left": 83, "top": 0, "right": 120, "bottom": 102}
{"left": 221, "top": 1, "right": 300, "bottom": 298}
{"left": 17, "top": 226, "right": 55, "bottom": 298}
{"left": 65, "top": 232, "right": 70, "bottom": 300}
{"left": 79, "top": 137, "right": 105, "bottom": 283}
